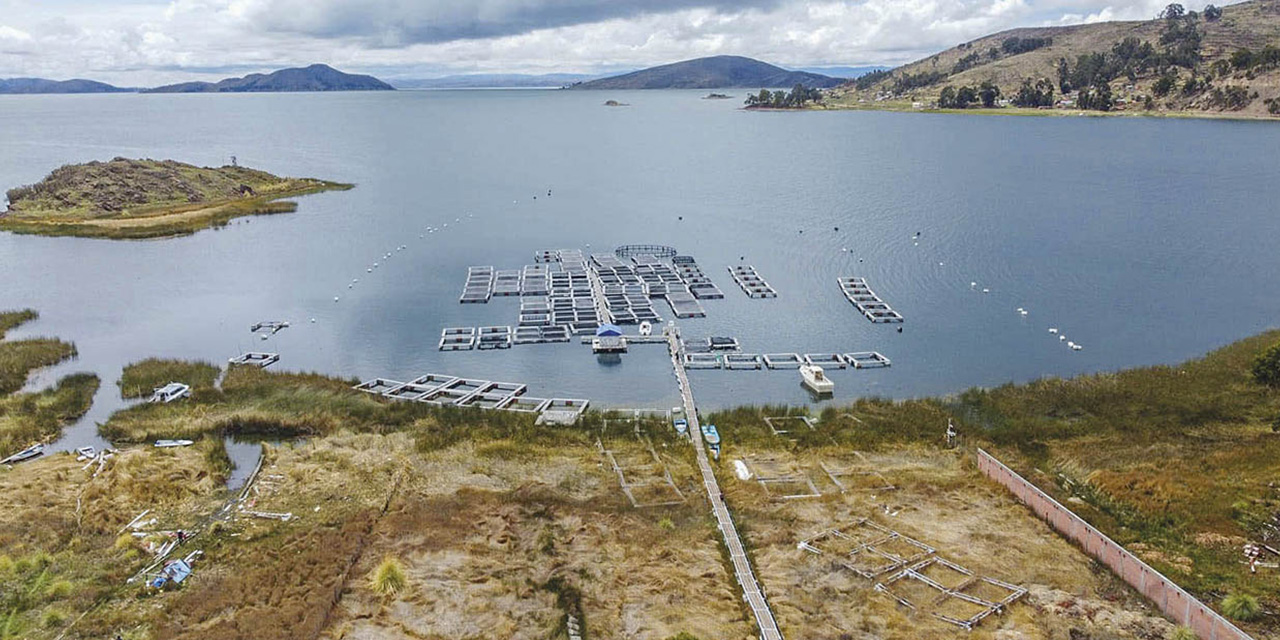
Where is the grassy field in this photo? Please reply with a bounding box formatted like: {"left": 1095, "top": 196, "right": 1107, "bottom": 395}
{"left": 117, "top": 359, "right": 221, "bottom": 400}
{"left": 0, "top": 158, "right": 352, "bottom": 239}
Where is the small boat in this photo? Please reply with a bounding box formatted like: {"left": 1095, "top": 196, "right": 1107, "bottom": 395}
{"left": 638, "top": 321, "right": 652, "bottom": 336}
{"left": 701, "top": 424, "right": 721, "bottom": 459}
{"left": 800, "top": 364, "right": 835, "bottom": 395}
{"left": 149, "top": 382, "right": 191, "bottom": 404}
{"left": 1, "top": 443, "right": 44, "bottom": 465}
{"left": 76, "top": 446, "right": 96, "bottom": 459}
{"left": 154, "top": 440, "right": 195, "bottom": 448}
{"left": 673, "top": 418, "right": 688, "bottom": 436}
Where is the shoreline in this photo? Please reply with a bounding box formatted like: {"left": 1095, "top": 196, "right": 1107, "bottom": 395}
{"left": 802, "top": 99, "right": 1280, "bottom": 123}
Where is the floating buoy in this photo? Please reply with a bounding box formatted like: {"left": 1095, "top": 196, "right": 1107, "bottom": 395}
{"left": 366, "top": 268, "right": 372, "bottom": 273}
{"left": 310, "top": 318, "right": 316, "bottom": 323}
{"left": 1071, "top": 343, "right": 1083, "bottom": 351}
{"left": 1049, "top": 328, "right": 1059, "bottom": 334}
{"left": 970, "top": 282, "right": 976, "bottom": 288}
{"left": 982, "top": 288, "right": 990, "bottom": 293}
{"left": 1059, "top": 335, "right": 1066, "bottom": 341}
{"left": 1020, "top": 310, "right": 1028, "bottom": 316}
{"left": 333, "top": 296, "right": 340, "bottom": 302}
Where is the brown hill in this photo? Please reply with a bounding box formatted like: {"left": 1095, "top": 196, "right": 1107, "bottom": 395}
{"left": 832, "top": 0, "right": 1280, "bottom": 117}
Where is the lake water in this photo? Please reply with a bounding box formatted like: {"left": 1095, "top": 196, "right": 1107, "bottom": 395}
{"left": 2, "top": 89, "right": 1279, "bottom": 454}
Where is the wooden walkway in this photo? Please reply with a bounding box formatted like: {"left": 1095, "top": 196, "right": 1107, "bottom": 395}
{"left": 667, "top": 328, "right": 783, "bottom": 640}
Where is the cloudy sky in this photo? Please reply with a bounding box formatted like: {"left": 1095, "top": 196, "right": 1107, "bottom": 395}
{"left": 0, "top": 0, "right": 1238, "bottom": 85}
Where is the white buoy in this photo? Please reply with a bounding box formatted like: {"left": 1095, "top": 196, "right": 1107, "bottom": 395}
{"left": 333, "top": 296, "right": 340, "bottom": 302}
{"left": 939, "top": 262, "right": 944, "bottom": 266}
{"left": 1020, "top": 309, "right": 1028, "bottom": 316}
{"left": 260, "top": 334, "right": 269, "bottom": 340}
{"left": 982, "top": 288, "right": 990, "bottom": 293}
{"left": 366, "top": 268, "right": 372, "bottom": 273}
{"left": 310, "top": 318, "right": 316, "bottom": 323}
{"left": 1067, "top": 341, "right": 1076, "bottom": 348}
{"left": 1049, "top": 328, "right": 1058, "bottom": 334}
{"left": 348, "top": 284, "right": 353, "bottom": 289}
{"left": 970, "top": 282, "right": 977, "bottom": 288}
{"left": 1071, "top": 343, "right": 1083, "bottom": 351}
{"left": 1059, "top": 335, "right": 1066, "bottom": 341}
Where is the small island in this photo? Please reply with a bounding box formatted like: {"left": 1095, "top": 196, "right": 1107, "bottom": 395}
{"left": 603, "top": 99, "right": 630, "bottom": 107}
{"left": 702, "top": 93, "right": 733, "bottom": 99}
{"left": 0, "top": 157, "right": 351, "bottom": 239}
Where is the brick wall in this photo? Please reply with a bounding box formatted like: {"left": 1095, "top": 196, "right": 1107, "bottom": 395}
{"left": 976, "top": 449, "right": 1253, "bottom": 640}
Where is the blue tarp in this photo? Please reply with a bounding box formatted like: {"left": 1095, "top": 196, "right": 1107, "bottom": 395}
{"left": 162, "top": 559, "right": 192, "bottom": 584}
{"left": 595, "top": 324, "right": 623, "bottom": 337}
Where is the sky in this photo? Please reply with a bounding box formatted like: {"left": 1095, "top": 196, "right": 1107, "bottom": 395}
{"left": 0, "top": 0, "right": 1241, "bottom": 85}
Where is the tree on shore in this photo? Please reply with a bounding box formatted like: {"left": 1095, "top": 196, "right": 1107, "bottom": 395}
{"left": 743, "top": 84, "right": 823, "bottom": 108}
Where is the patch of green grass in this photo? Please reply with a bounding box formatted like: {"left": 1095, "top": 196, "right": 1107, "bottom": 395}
{"left": 1221, "top": 592, "right": 1260, "bottom": 621}
{"left": 118, "top": 358, "right": 220, "bottom": 399}
{"left": 0, "top": 310, "right": 79, "bottom": 396}
{"left": 0, "top": 372, "right": 99, "bottom": 456}
{"left": 367, "top": 556, "right": 406, "bottom": 596}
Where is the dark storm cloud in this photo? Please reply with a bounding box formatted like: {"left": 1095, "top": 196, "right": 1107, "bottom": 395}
{"left": 247, "top": 0, "right": 785, "bottom": 45}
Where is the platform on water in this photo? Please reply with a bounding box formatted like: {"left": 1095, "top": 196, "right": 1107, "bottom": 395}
{"left": 439, "top": 327, "right": 476, "bottom": 351}
{"left": 228, "top": 352, "right": 279, "bottom": 368}
{"left": 838, "top": 276, "right": 904, "bottom": 323}
{"left": 729, "top": 265, "right": 778, "bottom": 298}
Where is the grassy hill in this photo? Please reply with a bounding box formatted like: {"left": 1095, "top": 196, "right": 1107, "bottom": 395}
{"left": 145, "top": 64, "right": 394, "bottom": 93}
{"left": 1, "top": 158, "right": 351, "bottom": 239}
{"left": 830, "top": 0, "right": 1280, "bottom": 118}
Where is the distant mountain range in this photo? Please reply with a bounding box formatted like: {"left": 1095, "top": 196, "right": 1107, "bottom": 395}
{"left": 144, "top": 64, "right": 393, "bottom": 93}
{"left": 0, "top": 78, "right": 133, "bottom": 94}
{"left": 393, "top": 73, "right": 599, "bottom": 89}
{"left": 569, "top": 56, "right": 845, "bottom": 90}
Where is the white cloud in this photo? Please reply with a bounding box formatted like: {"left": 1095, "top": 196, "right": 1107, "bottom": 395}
{"left": 0, "top": 0, "right": 1251, "bottom": 85}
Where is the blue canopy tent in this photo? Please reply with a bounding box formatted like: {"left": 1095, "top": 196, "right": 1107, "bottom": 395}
{"left": 595, "top": 324, "right": 623, "bottom": 337}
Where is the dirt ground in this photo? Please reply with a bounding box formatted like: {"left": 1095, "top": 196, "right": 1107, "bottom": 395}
{"left": 717, "top": 443, "right": 1180, "bottom": 640}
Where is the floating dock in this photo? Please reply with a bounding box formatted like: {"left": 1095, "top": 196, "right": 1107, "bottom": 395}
{"left": 666, "top": 291, "right": 706, "bottom": 318}
{"left": 838, "top": 277, "right": 904, "bottom": 323}
{"left": 354, "top": 373, "right": 583, "bottom": 422}
{"left": 728, "top": 265, "right": 778, "bottom": 298}
{"left": 229, "top": 352, "right": 279, "bottom": 368}
{"left": 249, "top": 321, "right": 289, "bottom": 334}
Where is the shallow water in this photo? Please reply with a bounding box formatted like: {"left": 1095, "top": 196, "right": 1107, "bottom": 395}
{"left": 1, "top": 89, "right": 1278, "bottom": 452}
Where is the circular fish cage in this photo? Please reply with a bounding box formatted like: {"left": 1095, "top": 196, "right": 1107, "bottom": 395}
{"left": 614, "top": 244, "right": 677, "bottom": 259}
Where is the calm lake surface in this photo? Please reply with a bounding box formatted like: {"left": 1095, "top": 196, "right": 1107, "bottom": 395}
{"left": 2, "top": 89, "right": 1279, "bottom": 452}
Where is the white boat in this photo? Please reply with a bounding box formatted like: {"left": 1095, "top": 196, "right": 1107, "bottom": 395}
{"left": 154, "top": 439, "right": 195, "bottom": 448}
{"left": 800, "top": 364, "right": 834, "bottom": 394}
{"left": 149, "top": 382, "right": 191, "bottom": 404}
{"left": 1, "top": 443, "right": 44, "bottom": 465}
{"left": 75, "top": 446, "right": 96, "bottom": 459}
{"left": 638, "top": 321, "right": 652, "bottom": 336}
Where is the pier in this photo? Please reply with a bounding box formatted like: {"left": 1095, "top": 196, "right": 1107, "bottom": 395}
{"left": 353, "top": 373, "right": 586, "bottom": 421}
{"left": 666, "top": 328, "right": 783, "bottom": 640}
{"left": 228, "top": 352, "right": 279, "bottom": 368}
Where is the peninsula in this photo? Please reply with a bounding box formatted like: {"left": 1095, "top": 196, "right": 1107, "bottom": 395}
{"left": 0, "top": 158, "right": 351, "bottom": 239}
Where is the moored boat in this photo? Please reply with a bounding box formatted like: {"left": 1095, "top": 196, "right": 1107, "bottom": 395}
{"left": 1, "top": 443, "right": 44, "bottom": 465}
{"left": 800, "top": 364, "right": 834, "bottom": 394}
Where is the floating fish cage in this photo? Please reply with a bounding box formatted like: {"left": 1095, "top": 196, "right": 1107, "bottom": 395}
{"left": 838, "top": 276, "right": 904, "bottom": 323}
{"left": 614, "top": 244, "right": 677, "bottom": 260}
{"left": 507, "top": 396, "right": 552, "bottom": 413}
{"left": 353, "top": 378, "right": 403, "bottom": 394}
{"left": 725, "top": 353, "right": 763, "bottom": 370}
{"left": 729, "top": 265, "right": 778, "bottom": 298}
{"left": 477, "top": 326, "right": 513, "bottom": 350}
{"left": 804, "top": 354, "right": 848, "bottom": 369}
{"left": 844, "top": 352, "right": 892, "bottom": 368}
{"left": 763, "top": 353, "right": 804, "bottom": 369}
{"left": 684, "top": 353, "right": 723, "bottom": 369}
{"left": 439, "top": 327, "right": 476, "bottom": 351}
{"left": 707, "top": 336, "right": 740, "bottom": 351}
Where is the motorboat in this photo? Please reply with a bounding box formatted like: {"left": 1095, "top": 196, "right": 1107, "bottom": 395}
{"left": 154, "top": 440, "right": 195, "bottom": 448}
{"left": 149, "top": 382, "right": 191, "bottom": 404}
{"left": 800, "top": 364, "right": 834, "bottom": 394}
